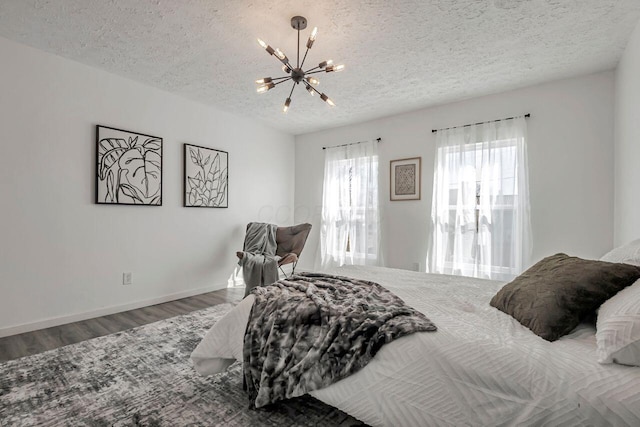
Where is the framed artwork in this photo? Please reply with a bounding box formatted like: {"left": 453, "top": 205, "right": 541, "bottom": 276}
{"left": 96, "top": 125, "right": 163, "bottom": 206}
{"left": 390, "top": 157, "right": 421, "bottom": 201}
{"left": 183, "top": 143, "right": 228, "bottom": 208}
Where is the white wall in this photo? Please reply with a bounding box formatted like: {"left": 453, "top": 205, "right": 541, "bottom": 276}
{"left": 0, "top": 37, "right": 294, "bottom": 336}
{"left": 614, "top": 21, "right": 640, "bottom": 246}
{"left": 295, "top": 71, "right": 615, "bottom": 272}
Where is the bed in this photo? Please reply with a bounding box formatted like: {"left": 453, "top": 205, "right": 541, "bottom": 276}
{"left": 191, "top": 264, "right": 640, "bottom": 426}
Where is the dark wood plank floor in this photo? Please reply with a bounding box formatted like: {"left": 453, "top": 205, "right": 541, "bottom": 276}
{"left": 0, "top": 287, "right": 244, "bottom": 362}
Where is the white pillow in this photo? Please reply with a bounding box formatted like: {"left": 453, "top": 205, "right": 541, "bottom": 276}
{"left": 600, "top": 238, "right": 640, "bottom": 266}
{"left": 191, "top": 295, "right": 253, "bottom": 375}
{"left": 596, "top": 279, "right": 640, "bottom": 366}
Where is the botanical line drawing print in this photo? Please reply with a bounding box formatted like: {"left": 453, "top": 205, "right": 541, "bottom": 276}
{"left": 184, "top": 144, "right": 228, "bottom": 208}
{"left": 96, "top": 126, "right": 162, "bottom": 206}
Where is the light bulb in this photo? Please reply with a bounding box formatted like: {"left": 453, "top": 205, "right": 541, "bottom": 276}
{"left": 283, "top": 97, "right": 291, "bottom": 113}
{"left": 258, "top": 38, "right": 274, "bottom": 55}
{"left": 319, "top": 59, "right": 333, "bottom": 69}
{"left": 326, "top": 64, "right": 345, "bottom": 73}
{"left": 306, "top": 77, "right": 319, "bottom": 86}
{"left": 306, "top": 27, "right": 318, "bottom": 49}
{"left": 256, "top": 82, "right": 275, "bottom": 93}
{"left": 306, "top": 84, "right": 315, "bottom": 96}
{"left": 255, "top": 77, "right": 272, "bottom": 85}
{"left": 274, "top": 48, "right": 288, "bottom": 65}
{"left": 320, "top": 93, "right": 335, "bottom": 106}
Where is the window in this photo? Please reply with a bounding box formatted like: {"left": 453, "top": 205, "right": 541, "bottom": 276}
{"left": 317, "top": 140, "right": 382, "bottom": 269}
{"left": 428, "top": 117, "right": 531, "bottom": 281}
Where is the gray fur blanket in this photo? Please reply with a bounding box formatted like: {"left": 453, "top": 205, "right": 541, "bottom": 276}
{"left": 243, "top": 272, "right": 437, "bottom": 408}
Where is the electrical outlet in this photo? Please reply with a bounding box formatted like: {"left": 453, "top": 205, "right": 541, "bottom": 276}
{"left": 123, "top": 272, "right": 132, "bottom": 285}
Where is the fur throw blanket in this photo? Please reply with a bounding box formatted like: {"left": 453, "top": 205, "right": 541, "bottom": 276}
{"left": 243, "top": 273, "right": 437, "bottom": 408}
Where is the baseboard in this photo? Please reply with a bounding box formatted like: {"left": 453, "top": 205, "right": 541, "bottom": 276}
{"left": 0, "top": 284, "right": 225, "bottom": 338}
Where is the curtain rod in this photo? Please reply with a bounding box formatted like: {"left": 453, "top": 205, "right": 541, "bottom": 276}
{"left": 431, "top": 114, "right": 530, "bottom": 133}
{"left": 322, "top": 137, "right": 382, "bottom": 150}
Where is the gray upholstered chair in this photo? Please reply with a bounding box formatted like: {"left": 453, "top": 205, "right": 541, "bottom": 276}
{"left": 236, "top": 223, "right": 312, "bottom": 276}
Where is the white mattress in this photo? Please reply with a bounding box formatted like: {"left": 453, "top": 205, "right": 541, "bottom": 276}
{"left": 191, "top": 265, "right": 640, "bottom": 427}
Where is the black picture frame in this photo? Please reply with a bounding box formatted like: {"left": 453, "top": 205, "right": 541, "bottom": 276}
{"left": 95, "top": 125, "right": 163, "bottom": 206}
{"left": 183, "top": 143, "right": 228, "bottom": 208}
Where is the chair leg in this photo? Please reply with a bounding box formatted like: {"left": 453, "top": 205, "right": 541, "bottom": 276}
{"left": 279, "top": 260, "right": 299, "bottom": 278}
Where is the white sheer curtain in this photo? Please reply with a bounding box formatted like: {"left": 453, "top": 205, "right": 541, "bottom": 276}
{"left": 317, "top": 140, "right": 382, "bottom": 270}
{"left": 428, "top": 117, "right": 531, "bottom": 281}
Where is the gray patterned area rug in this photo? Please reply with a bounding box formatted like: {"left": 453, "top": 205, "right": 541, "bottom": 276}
{"left": 0, "top": 303, "right": 366, "bottom": 426}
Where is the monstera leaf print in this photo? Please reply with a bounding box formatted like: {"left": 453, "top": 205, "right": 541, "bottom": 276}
{"left": 98, "top": 137, "right": 130, "bottom": 203}
{"left": 97, "top": 129, "right": 162, "bottom": 205}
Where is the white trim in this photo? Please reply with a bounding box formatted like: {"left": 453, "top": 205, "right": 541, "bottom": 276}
{"left": 0, "top": 284, "right": 226, "bottom": 338}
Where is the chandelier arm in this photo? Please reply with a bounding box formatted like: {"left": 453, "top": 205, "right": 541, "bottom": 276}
{"left": 307, "top": 84, "right": 323, "bottom": 96}
{"left": 271, "top": 76, "right": 292, "bottom": 81}
{"left": 300, "top": 48, "right": 310, "bottom": 69}
{"left": 305, "top": 70, "right": 326, "bottom": 75}
{"left": 304, "top": 66, "right": 320, "bottom": 73}
{"left": 288, "top": 82, "right": 296, "bottom": 98}
{"left": 273, "top": 77, "right": 293, "bottom": 87}
{"left": 279, "top": 57, "right": 293, "bottom": 69}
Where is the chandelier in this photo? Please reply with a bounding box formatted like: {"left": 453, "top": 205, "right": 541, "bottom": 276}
{"left": 255, "top": 16, "right": 344, "bottom": 113}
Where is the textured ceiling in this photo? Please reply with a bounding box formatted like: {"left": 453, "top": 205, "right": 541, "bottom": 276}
{"left": 1, "top": 0, "right": 639, "bottom": 135}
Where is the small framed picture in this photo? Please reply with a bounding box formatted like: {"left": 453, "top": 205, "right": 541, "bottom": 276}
{"left": 184, "top": 143, "right": 228, "bottom": 208}
{"left": 96, "top": 125, "right": 163, "bottom": 206}
{"left": 390, "top": 157, "right": 421, "bottom": 201}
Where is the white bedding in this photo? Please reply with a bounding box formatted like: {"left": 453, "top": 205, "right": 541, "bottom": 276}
{"left": 191, "top": 265, "right": 640, "bottom": 427}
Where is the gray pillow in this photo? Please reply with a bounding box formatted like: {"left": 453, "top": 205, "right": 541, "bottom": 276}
{"left": 490, "top": 253, "right": 640, "bottom": 341}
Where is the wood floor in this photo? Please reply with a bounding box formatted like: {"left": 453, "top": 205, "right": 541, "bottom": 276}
{"left": 0, "top": 287, "right": 244, "bottom": 362}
